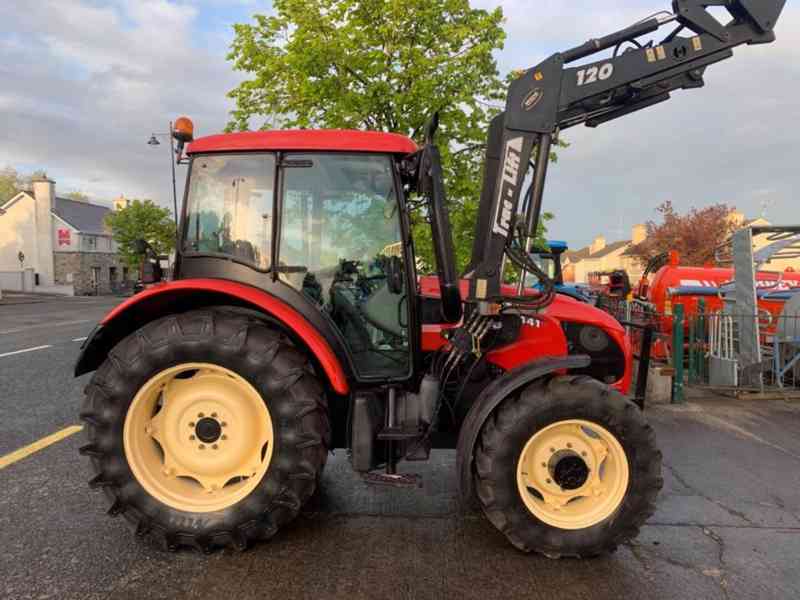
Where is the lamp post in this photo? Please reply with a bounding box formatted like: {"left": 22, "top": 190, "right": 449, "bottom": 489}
{"left": 147, "top": 122, "right": 180, "bottom": 239}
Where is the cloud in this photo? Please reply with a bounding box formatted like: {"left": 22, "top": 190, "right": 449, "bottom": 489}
{"left": 474, "top": 1, "right": 800, "bottom": 246}
{"left": 0, "top": 0, "right": 243, "bottom": 206}
{"left": 0, "top": 0, "right": 797, "bottom": 248}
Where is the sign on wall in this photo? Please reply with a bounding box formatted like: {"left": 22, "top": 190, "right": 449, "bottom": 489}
{"left": 58, "top": 229, "right": 71, "bottom": 247}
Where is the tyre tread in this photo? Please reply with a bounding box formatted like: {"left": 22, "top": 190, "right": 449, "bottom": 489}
{"left": 80, "top": 309, "right": 330, "bottom": 553}
{"left": 473, "top": 375, "right": 662, "bottom": 558}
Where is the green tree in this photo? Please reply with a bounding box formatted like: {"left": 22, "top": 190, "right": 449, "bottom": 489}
{"left": 629, "top": 201, "right": 738, "bottom": 267}
{"left": 0, "top": 167, "right": 53, "bottom": 203}
{"left": 65, "top": 191, "right": 90, "bottom": 202}
{"left": 227, "top": 0, "right": 512, "bottom": 272}
{"left": 0, "top": 167, "right": 20, "bottom": 203}
{"left": 105, "top": 199, "right": 175, "bottom": 268}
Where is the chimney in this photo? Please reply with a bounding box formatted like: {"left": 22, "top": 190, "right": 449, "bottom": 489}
{"left": 590, "top": 235, "right": 606, "bottom": 255}
{"left": 631, "top": 224, "right": 647, "bottom": 245}
{"left": 31, "top": 175, "right": 55, "bottom": 286}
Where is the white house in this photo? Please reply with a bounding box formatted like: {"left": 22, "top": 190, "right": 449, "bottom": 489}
{"left": 0, "top": 176, "right": 134, "bottom": 295}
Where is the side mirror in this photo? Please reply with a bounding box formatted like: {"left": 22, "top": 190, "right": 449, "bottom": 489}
{"left": 141, "top": 260, "right": 163, "bottom": 284}
{"left": 386, "top": 255, "right": 404, "bottom": 295}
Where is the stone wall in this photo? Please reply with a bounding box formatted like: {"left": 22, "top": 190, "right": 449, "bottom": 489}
{"left": 54, "top": 252, "right": 136, "bottom": 296}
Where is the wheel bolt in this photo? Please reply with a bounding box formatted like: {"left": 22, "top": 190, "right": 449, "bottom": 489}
{"left": 189, "top": 435, "right": 196, "bottom": 441}
{"left": 581, "top": 451, "right": 587, "bottom": 457}
{"left": 221, "top": 435, "right": 227, "bottom": 441}
{"left": 550, "top": 447, "right": 555, "bottom": 453}
{"left": 546, "top": 478, "right": 552, "bottom": 484}
{"left": 212, "top": 444, "right": 218, "bottom": 450}
{"left": 566, "top": 443, "right": 572, "bottom": 449}
{"left": 199, "top": 444, "right": 205, "bottom": 450}
{"left": 211, "top": 412, "right": 218, "bottom": 418}
{"left": 189, "top": 422, "right": 195, "bottom": 428}
{"left": 221, "top": 422, "right": 227, "bottom": 428}
{"left": 541, "top": 462, "right": 546, "bottom": 468}
{"left": 198, "top": 412, "right": 204, "bottom": 418}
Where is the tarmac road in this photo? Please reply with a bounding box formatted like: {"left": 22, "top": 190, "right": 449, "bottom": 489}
{"left": 1, "top": 296, "right": 799, "bottom": 600}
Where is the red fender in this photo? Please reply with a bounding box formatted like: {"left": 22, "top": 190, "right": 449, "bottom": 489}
{"left": 97, "top": 279, "right": 350, "bottom": 395}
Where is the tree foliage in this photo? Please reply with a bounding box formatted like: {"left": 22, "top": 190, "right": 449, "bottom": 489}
{"left": 0, "top": 167, "right": 49, "bottom": 203}
{"left": 65, "top": 191, "right": 90, "bottom": 202}
{"left": 0, "top": 167, "right": 20, "bottom": 203}
{"left": 105, "top": 199, "right": 175, "bottom": 268}
{"left": 629, "top": 201, "right": 739, "bottom": 267}
{"left": 227, "top": 0, "right": 516, "bottom": 272}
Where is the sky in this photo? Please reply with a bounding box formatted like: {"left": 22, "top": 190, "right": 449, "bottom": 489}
{"left": 1, "top": 0, "right": 798, "bottom": 248}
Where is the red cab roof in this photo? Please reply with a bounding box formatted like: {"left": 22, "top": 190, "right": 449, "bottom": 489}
{"left": 187, "top": 129, "right": 417, "bottom": 155}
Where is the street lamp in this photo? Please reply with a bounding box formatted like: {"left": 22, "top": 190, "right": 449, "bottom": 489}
{"left": 148, "top": 123, "right": 180, "bottom": 239}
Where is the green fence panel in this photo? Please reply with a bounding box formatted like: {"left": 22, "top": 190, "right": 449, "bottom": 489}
{"left": 672, "top": 304, "right": 685, "bottom": 403}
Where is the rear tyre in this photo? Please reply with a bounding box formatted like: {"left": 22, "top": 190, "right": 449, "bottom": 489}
{"left": 79, "top": 309, "right": 330, "bottom": 552}
{"left": 474, "top": 375, "right": 662, "bottom": 558}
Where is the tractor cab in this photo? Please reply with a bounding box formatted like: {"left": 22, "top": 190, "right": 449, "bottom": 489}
{"left": 525, "top": 240, "right": 566, "bottom": 286}
{"left": 526, "top": 241, "right": 594, "bottom": 303}
{"left": 176, "top": 130, "right": 419, "bottom": 381}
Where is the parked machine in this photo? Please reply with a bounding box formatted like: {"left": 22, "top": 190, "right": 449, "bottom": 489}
{"left": 640, "top": 251, "right": 800, "bottom": 323}
{"left": 75, "top": 0, "right": 786, "bottom": 556}
{"left": 528, "top": 241, "right": 595, "bottom": 303}
{"left": 632, "top": 240, "right": 800, "bottom": 361}
{"left": 590, "top": 269, "right": 633, "bottom": 300}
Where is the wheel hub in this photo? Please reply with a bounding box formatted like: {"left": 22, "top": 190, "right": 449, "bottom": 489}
{"left": 195, "top": 417, "right": 222, "bottom": 443}
{"left": 552, "top": 454, "right": 589, "bottom": 490}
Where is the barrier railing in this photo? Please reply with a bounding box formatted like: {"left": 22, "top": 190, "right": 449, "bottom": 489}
{"left": 595, "top": 295, "right": 800, "bottom": 398}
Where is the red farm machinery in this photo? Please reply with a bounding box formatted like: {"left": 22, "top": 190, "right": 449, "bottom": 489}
{"left": 76, "top": 1, "right": 786, "bottom": 556}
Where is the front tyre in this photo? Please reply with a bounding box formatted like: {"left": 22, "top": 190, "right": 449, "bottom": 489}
{"left": 474, "top": 375, "right": 662, "bottom": 558}
{"left": 79, "top": 310, "right": 330, "bottom": 552}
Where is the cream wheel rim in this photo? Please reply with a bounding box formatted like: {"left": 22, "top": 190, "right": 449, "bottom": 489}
{"left": 123, "top": 363, "right": 274, "bottom": 513}
{"left": 516, "top": 419, "right": 629, "bottom": 530}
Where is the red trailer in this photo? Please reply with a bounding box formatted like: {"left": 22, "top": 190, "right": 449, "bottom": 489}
{"left": 636, "top": 253, "right": 800, "bottom": 358}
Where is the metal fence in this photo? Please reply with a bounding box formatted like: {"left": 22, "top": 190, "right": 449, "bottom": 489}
{"left": 595, "top": 296, "right": 800, "bottom": 400}
{"left": 698, "top": 311, "right": 800, "bottom": 391}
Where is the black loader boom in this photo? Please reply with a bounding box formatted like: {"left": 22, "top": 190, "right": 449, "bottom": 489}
{"left": 461, "top": 0, "right": 787, "bottom": 311}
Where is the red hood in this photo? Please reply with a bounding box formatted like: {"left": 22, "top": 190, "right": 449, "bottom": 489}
{"left": 542, "top": 293, "right": 627, "bottom": 336}
{"left": 419, "top": 275, "right": 625, "bottom": 336}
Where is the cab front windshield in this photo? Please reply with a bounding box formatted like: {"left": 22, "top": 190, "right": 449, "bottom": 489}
{"left": 183, "top": 153, "right": 275, "bottom": 270}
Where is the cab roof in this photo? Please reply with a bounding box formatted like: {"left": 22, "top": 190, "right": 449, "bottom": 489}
{"left": 187, "top": 129, "right": 418, "bottom": 155}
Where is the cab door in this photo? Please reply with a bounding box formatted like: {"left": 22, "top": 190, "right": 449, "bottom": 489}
{"left": 278, "top": 152, "right": 412, "bottom": 379}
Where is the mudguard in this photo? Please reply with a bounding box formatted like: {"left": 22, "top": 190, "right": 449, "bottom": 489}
{"left": 455, "top": 354, "right": 591, "bottom": 506}
{"left": 74, "top": 278, "right": 350, "bottom": 395}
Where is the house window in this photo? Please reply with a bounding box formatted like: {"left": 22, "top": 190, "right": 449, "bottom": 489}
{"left": 83, "top": 235, "right": 97, "bottom": 251}
{"left": 123, "top": 266, "right": 129, "bottom": 280}
{"left": 109, "top": 266, "right": 117, "bottom": 281}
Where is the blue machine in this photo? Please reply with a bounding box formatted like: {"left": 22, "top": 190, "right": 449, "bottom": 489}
{"left": 529, "top": 240, "right": 594, "bottom": 302}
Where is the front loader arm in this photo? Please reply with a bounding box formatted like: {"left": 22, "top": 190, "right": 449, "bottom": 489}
{"left": 467, "top": 0, "right": 786, "bottom": 308}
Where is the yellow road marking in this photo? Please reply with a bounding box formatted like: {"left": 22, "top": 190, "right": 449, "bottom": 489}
{"left": 0, "top": 425, "right": 83, "bottom": 470}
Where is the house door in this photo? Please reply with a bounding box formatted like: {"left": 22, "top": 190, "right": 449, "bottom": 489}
{"left": 109, "top": 266, "right": 118, "bottom": 293}
{"left": 91, "top": 267, "right": 101, "bottom": 295}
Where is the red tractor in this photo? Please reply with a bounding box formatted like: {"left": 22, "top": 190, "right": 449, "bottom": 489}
{"left": 76, "top": 1, "right": 785, "bottom": 556}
